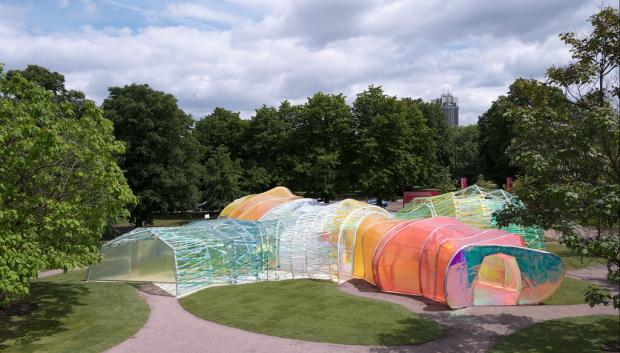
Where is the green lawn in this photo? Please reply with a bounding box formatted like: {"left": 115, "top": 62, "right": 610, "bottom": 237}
{"left": 179, "top": 279, "right": 443, "bottom": 345}
{"left": 542, "top": 277, "right": 609, "bottom": 305}
{"left": 0, "top": 270, "right": 149, "bottom": 353}
{"left": 545, "top": 242, "right": 606, "bottom": 270}
{"left": 489, "top": 315, "right": 619, "bottom": 353}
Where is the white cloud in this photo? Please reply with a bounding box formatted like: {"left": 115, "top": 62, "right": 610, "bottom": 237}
{"left": 2, "top": 0, "right": 610, "bottom": 124}
{"left": 165, "top": 2, "right": 247, "bottom": 25}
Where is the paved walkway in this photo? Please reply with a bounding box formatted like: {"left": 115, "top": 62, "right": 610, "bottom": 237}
{"left": 39, "top": 269, "right": 63, "bottom": 278}
{"left": 100, "top": 266, "right": 618, "bottom": 353}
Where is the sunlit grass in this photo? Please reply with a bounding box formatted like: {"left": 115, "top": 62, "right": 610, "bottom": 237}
{"left": 180, "top": 279, "right": 443, "bottom": 345}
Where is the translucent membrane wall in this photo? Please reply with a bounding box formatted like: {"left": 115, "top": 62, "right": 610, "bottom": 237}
{"left": 368, "top": 217, "right": 563, "bottom": 307}
{"left": 90, "top": 187, "right": 563, "bottom": 308}
{"left": 395, "top": 185, "right": 546, "bottom": 249}
{"left": 219, "top": 186, "right": 301, "bottom": 220}
{"left": 88, "top": 220, "right": 281, "bottom": 297}
{"left": 260, "top": 198, "right": 391, "bottom": 281}
{"left": 220, "top": 187, "right": 563, "bottom": 308}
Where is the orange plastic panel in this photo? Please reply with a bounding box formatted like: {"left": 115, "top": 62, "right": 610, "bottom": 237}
{"left": 226, "top": 187, "right": 300, "bottom": 220}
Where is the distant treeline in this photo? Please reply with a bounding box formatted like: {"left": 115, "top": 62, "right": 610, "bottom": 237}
{"left": 7, "top": 64, "right": 485, "bottom": 225}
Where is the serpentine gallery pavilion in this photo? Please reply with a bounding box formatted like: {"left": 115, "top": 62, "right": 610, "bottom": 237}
{"left": 88, "top": 187, "right": 564, "bottom": 309}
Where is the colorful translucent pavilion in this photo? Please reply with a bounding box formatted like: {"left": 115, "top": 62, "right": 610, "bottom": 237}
{"left": 395, "top": 185, "right": 546, "bottom": 249}
{"left": 89, "top": 187, "right": 564, "bottom": 308}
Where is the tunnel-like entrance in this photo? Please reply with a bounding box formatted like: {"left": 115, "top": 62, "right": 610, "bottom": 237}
{"left": 473, "top": 253, "right": 522, "bottom": 305}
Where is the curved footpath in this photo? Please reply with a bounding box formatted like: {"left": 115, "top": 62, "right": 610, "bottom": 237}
{"left": 82, "top": 267, "right": 616, "bottom": 353}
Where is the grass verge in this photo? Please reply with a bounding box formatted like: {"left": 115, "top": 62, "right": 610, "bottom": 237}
{"left": 489, "top": 315, "right": 619, "bottom": 353}
{"left": 179, "top": 279, "right": 443, "bottom": 345}
{"left": 543, "top": 277, "right": 609, "bottom": 305}
{"left": 0, "top": 270, "right": 149, "bottom": 353}
{"left": 545, "top": 242, "right": 606, "bottom": 270}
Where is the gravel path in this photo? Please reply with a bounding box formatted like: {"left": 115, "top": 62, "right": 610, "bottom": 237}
{"left": 102, "top": 266, "right": 618, "bottom": 353}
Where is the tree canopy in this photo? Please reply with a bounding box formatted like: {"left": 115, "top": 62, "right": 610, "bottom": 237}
{"left": 102, "top": 84, "right": 202, "bottom": 226}
{"left": 201, "top": 146, "right": 243, "bottom": 210}
{"left": 289, "top": 92, "right": 354, "bottom": 201}
{"left": 0, "top": 68, "right": 135, "bottom": 306}
{"left": 191, "top": 90, "right": 454, "bottom": 203}
{"left": 496, "top": 7, "right": 619, "bottom": 309}
{"left": 448, "top": 124, "right": 481, "bottom": 183}
{"left": 352, "top": 86, "right": 444, "bottom": 204}
{"left": 243, "top": 103, "right": 295, "bottom": 191}
{"left": 194, "top": 107, "right": 248, "bottom": 162}
{"left": 7, "top": 64, "right": 87, "bottom": 118}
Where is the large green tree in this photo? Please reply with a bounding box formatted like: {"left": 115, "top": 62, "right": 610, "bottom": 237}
{"left": 400, "top": 98, "right": 453, "bottom": 191}
{"left": 194, "top": 107, "right": 248, "bottom": 204}
{"left": 102, "top": 84, "right": 201, "bottom": 226}
{"left": 477, "top": 95, "right": 518, "bottom": 185}
{"left": 7, "top": 65, "right": 87, "bottom": 118}
{"left": 0, "top": 68, "right": 135, "bottom": 306}
{"left": 201, "top": 146, "right": 243, "bottom": 210}
{"left": 289, "top": 93, "right": 355, "bottom": 201}
{"left": 194, "top": 107, "right": 248, "bottom": 161}
{"left": 243, "top": 102, "right": 295, "bottom": 192}
{"left": 415, "top": 99, "right": 453, "bottom": 171}
{"left": 448, "top": 124, "right": 481, "bottom": 183}
{"left": 496, "top": 7, "right": 619, "bottom": 308}
{"left": 352, "top": 86, "right": 440, "bottom": 204}
{"left": 478, "top": 78, "right": 567, "bottom": 185}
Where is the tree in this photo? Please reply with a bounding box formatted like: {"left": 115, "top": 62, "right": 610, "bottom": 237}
{"left": 352, "top": 86, "right": 438, "bottom": 204}
{"left": 194, "top": 107, "right": 248, "bottom": 162}
{"left": 7, "top": 64, "right": 87, "bottom": 118}
{"left": 478, "top": 78, "right": 567, "bottom": 185}
{"left": 201, "top": 146, "right": 243, "bottom": 210}
{"left": 448, "top": 125, "right": 481, "bottom": 183}
{"left": 243, "top": 103, "right": 294, "bottom": 192}
{"left": 547, "top": 7, "right": 619, "bottom": 107}
{"left": 415, "top": 99, "right": 453, "bottom": 170}
{"left": 289, "top": 92, "right": 355, "bottom": 201}
{"left": 478, "top": 96, "right": 518, "bottom": 185}
{"left": 102, "top": 84, "right": 202, "bottom": 226}
{"left": 399, "top": 98, "right": 453, "bottom": 191}
{"left": 496, "top": 7, "right": 619, "bottom": 308}
{"left": 0, "top": 68, "right": 135, "bottom": 306}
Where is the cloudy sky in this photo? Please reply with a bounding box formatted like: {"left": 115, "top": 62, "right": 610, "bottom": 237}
{"left": 0, "top": 0, "right": 609, "bottom": 124}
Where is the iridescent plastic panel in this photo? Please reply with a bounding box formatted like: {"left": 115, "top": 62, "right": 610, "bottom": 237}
{"left": 445, "top": 245, "right": 564, "bottom": 308}
{"left": 395, "top": 185, "right": 545, "bottom": 249}
{"left": 89, "top": 219, "right": 281, "bottom": 297}
{"left": 90, "top": 187, "right": 563, "bottom": 308}
{"left": 88, "top": 238, "right": 176, "bottom": 283}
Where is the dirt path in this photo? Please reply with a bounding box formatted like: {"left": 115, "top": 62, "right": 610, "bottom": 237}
{"left": 102, "top": 266, "right": 617, "bottom": 353}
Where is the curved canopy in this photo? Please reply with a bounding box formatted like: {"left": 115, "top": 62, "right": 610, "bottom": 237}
{"left": 370, "top": 217, "right": 562, "bottom": 307}
{"left": 90, "top": 187, "right": 563, "bottom": 308}
{"left": 219, "top": 187, "right": 563, "bottom": 308}
{"left": 395, "top": 185, "right": 545, "bottom": 249}
{"left": 220, "top": 186, "right": 301, "bottom": 220}
{"left": 88, "top": 219, "right": 281, "bottom": 297}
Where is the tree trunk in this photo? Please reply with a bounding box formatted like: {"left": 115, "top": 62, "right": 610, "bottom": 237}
{"left": 0, "top": 291, "right": 8, "bottom": 309}
{"left": 599, "top": 62, "right": 605, "bottom": 105}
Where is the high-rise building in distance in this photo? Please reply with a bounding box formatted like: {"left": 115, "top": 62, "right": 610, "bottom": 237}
{"left": 435, "top": 93, "right": 459, "bottom": 126}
